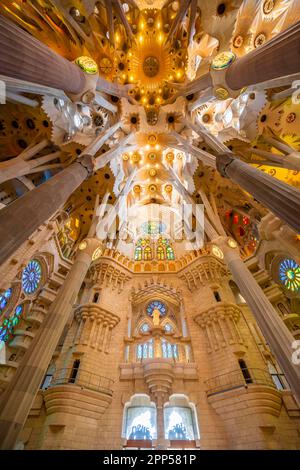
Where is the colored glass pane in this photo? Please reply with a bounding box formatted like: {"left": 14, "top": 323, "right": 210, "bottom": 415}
{"left": 0, "top": 288, "right": 12, "bottom": 315}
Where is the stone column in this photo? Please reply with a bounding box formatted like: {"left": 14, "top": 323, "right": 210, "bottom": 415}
{"left": 216, "top": 153, "right": 300, "bottom": 234}
{"left": 0, "top": 15, "right": 86, "bottom": 94}
{"left": 226, "top": 21, "right": 300, "bottom": 90}
{"left": 214, "top": 236, "right": 300, "bottom": 402}
{"left": 0, "top": 160, "right": 88, "bottom": 266}
{"left": 0, "top": 237, "right": 102, "bottom": 449}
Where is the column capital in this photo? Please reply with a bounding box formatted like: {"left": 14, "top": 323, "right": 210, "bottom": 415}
{"left": 78, "top": 238, "right": 103, "bottom": 259}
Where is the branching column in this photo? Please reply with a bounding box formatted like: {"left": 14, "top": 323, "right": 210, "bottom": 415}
{"left": 0, "top": 15, "right": 86, "bottom": 94}
{"left": 0, "top": 238, "right": 102, "bottom": 449}
{"left": 214, "top": 236, "right": 300, "bottom": 402}
{"left": 216, "top": 153, "right": 300, "bottom": 234}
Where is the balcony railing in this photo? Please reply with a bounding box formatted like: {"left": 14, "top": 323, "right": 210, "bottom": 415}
{"left": 49, "top": 368, "right": 114, "bottom": 396}
{"left": 205, "top": 368, "right": 277, "bottom": 397}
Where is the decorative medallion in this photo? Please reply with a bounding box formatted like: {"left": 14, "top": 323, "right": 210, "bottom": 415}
{"left": 92, "top": 247, "right": 102, "bottom": 261}
{"left": 79, "top": 240, "right": 88, "bottom": 251}
{"left": 228, "top": 238, "right": 238, "bottom": 248}
{"left": 211, "top": 51, "right": 236, "bottom": 71}
{"left": 279, "top": 258, "right": 300, "bottom": 293}
{"left": 75, "top": 56, "right": 98, "bottom": 74}
{"left": 212, "top": 245, "right": 224, "bottom": 260}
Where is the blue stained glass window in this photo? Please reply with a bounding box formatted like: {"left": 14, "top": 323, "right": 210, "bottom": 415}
{"left": 279, "top": 258, "right": 300, "bottom": 292}
{"left": 141, "top": 221, "right": 166, "bottom": 236}
{"left": 164, "top": 323, "right": 173, "bottom": 332}
{"left": 146, "top": 300, "right": 167, "bottom": 317}
{"left": 0, "top": 288, "right": 12, "bottom": 315}
{"left": 22, "top": 260, "right": 42, "bottom": 294}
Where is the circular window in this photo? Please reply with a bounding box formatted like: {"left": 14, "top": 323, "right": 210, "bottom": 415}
{"left": 147, "top": 300, "right": 167, "bottom": 317}
{"left": 22, "top": 260, "right": 42, "bottom": 295}
{"left": 279, "top": 258, "right": 300, "bottom": 293}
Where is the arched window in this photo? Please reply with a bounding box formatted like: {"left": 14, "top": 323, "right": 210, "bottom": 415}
{"left": 161, "top": 339, "right": 178, "bottom": 359}
{"left": 22, "top": 259, "right": 42, "bottom": 294}
{"left": 166, "top": 245, "right": 175, "bottom": 260}
{"left": 157, "top": 245, "right": 165, "bottom": 260}
{"left": 122, "top": 394, "right": 157, "bottom": 442}
{"left": 137, "top": 339, "right": 154, "bottom": 360}
{"left": 164, "top": 323, "right": 173, "bottom": 333}
{"left": 144, "top": 246, "right": 152, "bottom": 261}
{"left": 134, "top": 245, "right": 142, "bottom": 261}
{"left": 164, "top": 395, "right": 200, "bottom": 443}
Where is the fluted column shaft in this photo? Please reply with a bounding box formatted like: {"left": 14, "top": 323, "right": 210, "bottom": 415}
{"left": 215, "top": 237, "right": 300, "bottom": 402}
{"left": 0, "top": 162, "right": 88, "bottom": 266}
{"left": 216, "top": 153, "right": 300, "bottom": 233}
{"left": 0, "top": 238, "right": 101, "bottom": 449}
{"left": 226, "top": 21, "right": 300, "bottom": 90}
{"left": 0, "top": 15, "right": 86, "bottom": 94}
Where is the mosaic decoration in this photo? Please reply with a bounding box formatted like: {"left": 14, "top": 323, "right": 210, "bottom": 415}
{"left": 0, "top": 288, "right": 12, "bottom": 316}
{"left": 0, "top": 304, "right": 23, "bottom": 344}
{"left": 279, "top": 258, "right": 300, "bottom": 292}
{"left": 22, "top": 260, "right": 42, "bottom": 294}
{"left": 146, "top": 300, "right": 167, "bottom": 317}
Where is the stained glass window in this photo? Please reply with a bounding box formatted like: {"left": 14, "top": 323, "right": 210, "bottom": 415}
{"left": 134, "top": 245, "right": 142, "bottom": 261}
{"left": 22, "top": 259, "right": 42, "bottom": 294}
{"left": 279, "top": 258, "right": 300, "bottom": 292}
{"left": 0, "top": 304, "right": 23, "bottom": 344}
{"left": 157, "top": 245, "right": 165, "bottom": 260}
{"left": 141, "top": 323, "right": 150, "bottom": 333}
{"left": 146, "top": 300, "right": 167, "bottom": 317}
{"left": 144, "top": 246, "right": 152, "bottom": 261}
{"left": 164, "top": 323, "right": 173, "bottom": 332}
{"left": 0, "top": 288, "right": 12, "bottom": 316}
{"left": 166, "top": 245, "right": 175, "bottom": 260}
{"left": 137, "top": 339, "right": 154, "bottom": 360}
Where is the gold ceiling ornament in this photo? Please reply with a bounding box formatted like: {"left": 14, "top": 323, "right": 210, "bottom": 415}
{"left": 165, "top": 184, "right": 173, "bottom": 193}
{"left": 79, "top": 240, "right": 88, "bottom": 251}
{"left": 254, "top": 33, "right": 267, "bottom": 48}
{"left": 211, "top": 245, "right": 224, "bottom": 260}
{"left": 166, "top": 152, "right": 175, "bottom": 163}
{"left": 263, "top": 0, "right": 275, "bottom": 15}
{"left": 148, "top": 152, "right": 157, "bottom": 161}
{"left": 131, "top": 152, "right": 141, "bottom": 163}
{"left": 122, "top": 153, "right": 130, "bottom": 161}
{"left": 133, "top": 185, "right": 142, "bottom": 194}
{"left": 228, "top": 238, "right": 238, "bottom": 248}
{"left": 214, "top": 87, "right": 230, "bottom": 100}
{"left": 75, "top": 57, "right": 98, "bottom": 74}
{"left": 149, "top": 168, "right": 157, "bottom": 177}
{"left": 148, "top": 184, "right": 157, "bottom": 193}
{"left": 148, "top": 134, "right": 157, "bottom": 144}
{"left": 92, "top": 247, "right": 102, "bottom": 261}
{"left": 99, "top": 57, "right": 114, "bottom": 76}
